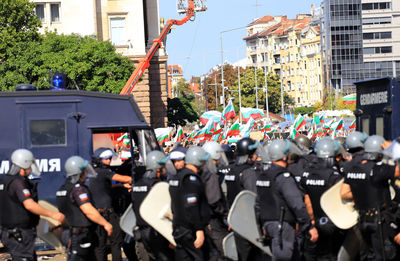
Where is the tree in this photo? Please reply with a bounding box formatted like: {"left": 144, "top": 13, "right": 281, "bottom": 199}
{"left": 0, "top": 33, "right": 134, "bottom": 92}
{"left": 0, "top": 0, "right": 41, "bottom": 60}
{"left": 167, "top": 97, "right": 199, "bottom": 127}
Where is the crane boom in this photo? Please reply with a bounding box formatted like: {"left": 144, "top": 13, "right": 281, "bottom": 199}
{"left": 119, "top": 1, "right": 195, "bottom": 95}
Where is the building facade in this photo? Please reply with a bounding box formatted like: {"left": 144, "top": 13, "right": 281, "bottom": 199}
{"left": 167, "top": 65, "right": 184, "bottom": 98}
{"left": 32, "top": 0, "right": 168, "bottom": 127}
{"left": 320, "top": 0, "right": 400, "bottom": 94}
{"left": 244, "top": 15, "right": 324, "bottom": 107}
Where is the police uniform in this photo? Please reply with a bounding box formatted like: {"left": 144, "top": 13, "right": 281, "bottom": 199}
{"left": 169, "top": 167, "right": 218, "bottom": 261}
{"left": 301, "top": 158, "right": 343, "bottom": 260}
{"left": 224, "top": 161, "right": 259, "bottom": 261}
{"left": 201, "top": 168, "right": 229, "bottom": 256}
{"left": 256, "top": 163, "right": 313, "bottom": 261}
{"left": 0, "top": 175, "right": 39, "bottom": 261}
{"left": 131, "top": 176, "right": 173, "bottom": 261}
{"left": 56, "top": 182, "right": 96, "bottom": 261}
{"left": 344, "top": 160, "right": 396, "bottom": 260}
{"left": 89, "top": 164, "right": 123, "bottom": 261}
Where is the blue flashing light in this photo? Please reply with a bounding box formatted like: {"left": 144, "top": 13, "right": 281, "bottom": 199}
{"left": 52, "top": 74, "right": 65, "bottom": 90}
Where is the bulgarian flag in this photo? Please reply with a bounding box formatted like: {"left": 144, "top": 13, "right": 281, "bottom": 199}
{"left": 226, "top": 120, "right": 241, "bottom": 137}
{"left": 349, "top": 119, "right": 356, "bottom": 129}
{"left": 323, "top": 120, "right": 333, "bottom": 131}
{"left": 331, "top": 118, "right": 344, "bottom": 131}
{"left": 290, "top": 128, "right": 300, "bottom": 139}
{"left": 155, "top": 127, "right": 171, "bottom": 145}
{"left": 240, "top": 117, "right": 256, "bottom": 137}
{"left": 174, "top": 126, "right": 185, "bottom": 143}
{"left": 222, "top": 99, "right": 236, "bottom": 121}
{"left": 240, "top": 108, "right": 265, "bottom": 123}
{"left": 117, "top": 133, "right": 131, "bottom": 148}
{"left": 261, "top": 123, "right": 272, "bottom": 132}
{"left": 343, "top": 94, "right": 356, "bottom": 105}
{"left": 211, "top": 125, "right": 224, "bottom": 142}
{"left": 293, "top": 114, "right": 306, "bottom": 131}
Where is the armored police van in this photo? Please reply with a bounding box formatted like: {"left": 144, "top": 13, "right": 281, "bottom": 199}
{"left": 0, "top": 87, "right": 159, "bottom": 202}
{"left": 354, "top": 77, "right": 400, "bottom": 140}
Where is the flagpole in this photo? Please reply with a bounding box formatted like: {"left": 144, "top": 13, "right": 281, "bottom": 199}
{"left": 238, "top": 65, "right": 242, "bottom": 124}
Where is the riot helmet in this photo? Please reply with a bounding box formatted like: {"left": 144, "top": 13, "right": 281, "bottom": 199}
{"left": 315, "top": 137, "right": 339, "bottom": 158}
{"left": 65, "top": 156, "right": 96, "bottom": 184}
{"left": 185, "top": 146, "right": 210, "bottom": 168}
{"left": 145, "top": 150, "right": 176, "bottom": 177}
{"left": 222, "top": 144, "right": 235, "bottom": 164}
{"left": 236, "top": 137, "right": 259, "bottom": 165}
{"left": 364, "top": 135, "right": 385, "bottom": 160}
{"left": 8, "top": 149, "right": 40, "bottom": 177}
{"left": 346, "top": 131, "right": 368, "bottom": 151}
{"left": 295, "top": 135, "right": 312, "bottom": 151}
{"left": 202, "top": 141, "right": 228, "bottom": 166}
{"left": 268, "top": 140, "right": 303, "bottom": 162}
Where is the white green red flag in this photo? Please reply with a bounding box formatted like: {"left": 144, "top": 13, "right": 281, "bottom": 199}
{"left": 226, "top": 120, "right": 241, "bottom": 137}
{"left": 240, "top": 108, "right": 264, "bottom": 123}
{"left": 240, "top": 117, "right": 256, "bottom": 137}
{"left": 155, "top": 127, "right": 171, "bottom": 145}
{"left": 261, "top": 123, "right": 272, "bottom": 133}
{"left": 293, "top": 114, "right": 306, "bottom": 131}
{"left": 343, "top": 94, "right": 356, "bottom": 105}
{"left": 290, "top": 128, "right": 300, "bottom": 139}
{"left": 222, "top": 99, "right": 236, "bottom": 121}
{"left": 174, "top": 126, "right": 185, "bottom": 142}
{"left": 349, "top": 119, "right": 356, "bottom": 129}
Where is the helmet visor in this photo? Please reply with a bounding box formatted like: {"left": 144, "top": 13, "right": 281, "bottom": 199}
{"left": 288, "top": 141, "right": 304, "bottom": 157}
{"left": 218, "top": 151, "right": 229, "bottom": 168}
{"left": 164, "top": 159, "right": 177, "bottom": 176}
{"left": 28, "top": 158, "right": 41, "bottom": 179}
{"left": 204, "top": 157, "right": 217, "bottom": 174}
{"left": 85, "top": 163, "right": 97, "bottom": 178}
{"left": 255, "top": 142, "right": 270, "bottom": 163}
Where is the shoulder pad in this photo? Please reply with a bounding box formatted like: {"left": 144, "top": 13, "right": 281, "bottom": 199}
{"left": 189, "top": 175, "right": 197, "bottom": 181}
{"left": 283, "top": 172, "right": 291, "bottom": 178}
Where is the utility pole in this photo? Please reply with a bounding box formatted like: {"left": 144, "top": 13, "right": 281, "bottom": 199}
{"left": 264, "top": 49, "right": 269, "bottom": 120}
{"left": 255, "top": 67, "right": 258, "bottom": 109}
{"left": 280, "top": 62, "right": 284, "bottom": 118}
{"left": 238, "top": 66, "right": 242, "bottom": 123}
{"left": 204, "top": 75, "right": 208, "bottom": 111}
{"left": 220, "top": 33, "right": 226, "bottom": 108}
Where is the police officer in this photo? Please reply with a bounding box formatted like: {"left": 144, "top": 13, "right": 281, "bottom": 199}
{"left": 345, "top": 131, "right": 368, "bottom": 163}
{"left": 256, "top": 140, "right": 318, "bottom": 261}
{"left": 290, "top": 135, "right": 316, "bottom": 184}
{"left": 131, "top": 150, "right": 174, "bottom": 260}
{"left": 56, "top": 156, "right": 113, "bottom": 261}
{"left": 202, "top": 141, "right": 229, "bottom": 257}
{"left": 89, "top": 147, "right": 132, "bottom": 261}
{"left": 341, "top": 135, "right": 400, "bottom": 260}
{"left": 169, "top": 146, "right": 218, "bottom": 261}
{"left": 169, "top": 146, "right": 187, "bottom": 171}
{"left": 301, "top": 137, "right": 343, "bottom": 260}
{"left": 0, "top": 149, "right": 65, "bottom": 260}
{"left": 224, "top": 137, "right": 260, "bottom": 261}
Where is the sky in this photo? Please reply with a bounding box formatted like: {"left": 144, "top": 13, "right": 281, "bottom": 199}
{"left": 159, "top": 0, "right": 322, "bottom": 80}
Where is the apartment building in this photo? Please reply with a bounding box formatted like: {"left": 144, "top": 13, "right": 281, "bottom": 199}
{"left": 320, "top": 0, "right": 400, "bottom": 93}
{"left": 31, "top": 0, "right": 168, "bottom": 127}
{"left": 244, "top": 15, "right": 324, "bottom": 107}
{"left": 167, "top": 65, "right": 184, "bottom": 98}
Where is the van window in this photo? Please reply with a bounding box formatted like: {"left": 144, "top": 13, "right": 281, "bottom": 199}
{"left": 30, "top": 120, "right": 66, "bottom": 146}
{"left": 362, "top": 118, "right": 370, "bottom": 135}
{"left": 376, "top": 117, "right": 384, "bottom": 136}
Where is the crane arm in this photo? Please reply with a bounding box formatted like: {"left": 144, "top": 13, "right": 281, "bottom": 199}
{"left": 120, "top": 2, "right": 195, "bottom": 95}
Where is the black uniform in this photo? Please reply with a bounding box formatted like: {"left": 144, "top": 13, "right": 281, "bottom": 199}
{"left": 256, "top": 163, "right": 312, "bottom": 261}
{"left": 301, "top": 158, "right": 343, "bottom": 260}
{"left": 0, "top": 175, "right": 39, "bottom": 261}
{"left": 169, "top": 167, "right": 218, "bottom": 261}
{"left": 201, "top": 168, "right": 229, "bottom": 256}
{"left": 89, "top": 164, "right": 123, "bottom": 261}
{"left": 56, "top": 182, "right": 96, "bottom": 261}
{"left": 224, "top": 161, "right": 259, "bottom": 261}
{"left": 344, "top": 160, "right": 396, "bottom": 260}
{"left": 131, "top": 176, "right": 173, "bottom": 260}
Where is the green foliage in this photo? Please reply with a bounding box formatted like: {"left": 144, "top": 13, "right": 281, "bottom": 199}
{"left": 0, "top": 0, "right": 41, "bottom": 60}
{"left": 322, "top": 93, "right": 356, "bottom": 111}
{"left": 0, "top": 33, "right": 134, "bottom": 92}
{"left": 167, "top": 97, "right": 199, "bottom": 127}
{"left": 229, "top": 68, "right": 294, "bottom": 114}
{"left": 294, "top": 106, "right": 316, "bottom": 116}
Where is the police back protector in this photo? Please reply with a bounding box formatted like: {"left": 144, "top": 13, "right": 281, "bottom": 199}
{"left": 256, "top": 164, "right": 296, "bottom": 225}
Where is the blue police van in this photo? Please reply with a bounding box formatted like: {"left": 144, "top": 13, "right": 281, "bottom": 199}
{"left": 354, "top": 77, "right": 400, "bottom": 140}
{"left": 0, "top": 88, "right": 160, "bottom": 202}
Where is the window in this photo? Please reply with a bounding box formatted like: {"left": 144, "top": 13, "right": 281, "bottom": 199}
{"left": 363, "top": 32, "right": 392, "bottom": 40}
{"left": 363, "top": 17, "right": 391, "bottom": 25}
{"left": 362, "top": 118, "right": 369, "bottom": 135}
{"left": 380, "top": 46, "right": 392, "bottom": 53}
{"left": 50, "top": 4, "right": 60, "bottom": 22}
{"left": 362, "top": 2, "right": 391, "bottom": 10}
{"left": 30, "top": 120, "right": 66, "bottom": 146}
{"left": 35, "top": 4, "right": 45, "bottom": 22}
{"left": 110, "top": 18, "right": 126, "bottom": 46}
{"left": 376, "top": 117, "right": 384, "bottom": 137}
